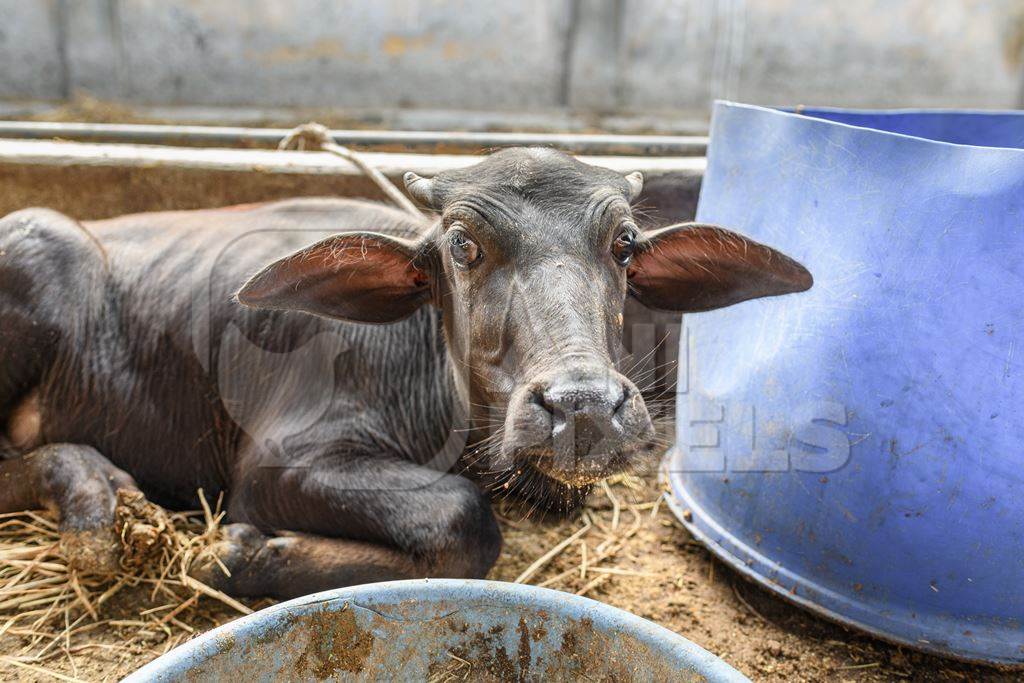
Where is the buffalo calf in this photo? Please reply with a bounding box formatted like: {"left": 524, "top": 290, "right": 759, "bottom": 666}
{"left": 0, "top": 149, "right": 811, "bottom": 597}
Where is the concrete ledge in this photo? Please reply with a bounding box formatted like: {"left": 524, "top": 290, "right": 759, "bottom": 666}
{"left": 0, "top": 122, "right": 708, "bottom": 156}
{"left": 0, "top": 138, "right": 705, "bottom": 221}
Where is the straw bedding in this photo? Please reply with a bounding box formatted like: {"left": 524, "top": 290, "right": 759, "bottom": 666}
{"left": 0, "top": 489, "right": 251, "bottom": 680}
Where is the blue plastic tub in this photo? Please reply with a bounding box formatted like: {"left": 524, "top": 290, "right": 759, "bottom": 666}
{"left": 665, "top": 102, "right": 1024, "bottom": 664}
{"left": 125, "top": 579, "right": 748, "bottom": 681}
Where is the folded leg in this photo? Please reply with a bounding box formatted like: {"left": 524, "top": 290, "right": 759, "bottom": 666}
{"left": 205, "top": 453, "right": 503, "bottom": 599}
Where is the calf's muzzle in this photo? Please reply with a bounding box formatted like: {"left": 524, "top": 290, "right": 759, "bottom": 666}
{"left": 505, "top": 367, "right": 652, "bottom": 485}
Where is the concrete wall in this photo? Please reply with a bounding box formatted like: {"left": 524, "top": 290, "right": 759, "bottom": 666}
{"left": 0, "top": 1, "right": 65, "bottom": 99}
{"left": 1, "top": 0, "right": 1022, "bottom": 117}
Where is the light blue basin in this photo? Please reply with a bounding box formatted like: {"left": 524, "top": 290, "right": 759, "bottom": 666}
{"left": 124, "top": 579, "right": 748, "bottom": 681}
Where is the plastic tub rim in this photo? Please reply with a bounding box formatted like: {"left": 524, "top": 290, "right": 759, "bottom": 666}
{"left": 717, "top": 99, "right": 1024, "bottom": 154}
{"left": 662, "top": 451, "right": 1023, "bottom": 667}
{"left": 124, "top": 577, "right": 750, "bottom": 682}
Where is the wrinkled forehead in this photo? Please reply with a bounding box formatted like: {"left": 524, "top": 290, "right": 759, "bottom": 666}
{"left": 431, "top": 148, "right": 634, "bottom": 219}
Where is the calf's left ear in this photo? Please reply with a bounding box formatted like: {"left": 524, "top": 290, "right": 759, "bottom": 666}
{"left": 237, "top": 232, "right": 433, "bottom": 323}
{"left": 627, "top": 223, "right": 813, "bottom": 312}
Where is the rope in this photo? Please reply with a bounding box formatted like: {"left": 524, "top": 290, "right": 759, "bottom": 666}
{"left": 277, "top": 122, "right": 424, "bottom": 218}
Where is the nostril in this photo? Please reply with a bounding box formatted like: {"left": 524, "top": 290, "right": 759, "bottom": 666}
{"left": 612, "top": 383, "right": 629, "bottom": 415}
{"left": 530, "top": 386, "right": 556, "bottom": 415}
{"left": 533, "top": 377, "right": 629, "bottom": 419}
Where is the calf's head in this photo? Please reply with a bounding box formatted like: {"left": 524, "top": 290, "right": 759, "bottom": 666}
{"left": 238, "top": 148, "right": 812, "bottom": 486}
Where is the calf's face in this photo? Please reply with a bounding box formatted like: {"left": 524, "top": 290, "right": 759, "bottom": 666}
{"left": 238, "top": 148, "right": 812, "bottom": 486}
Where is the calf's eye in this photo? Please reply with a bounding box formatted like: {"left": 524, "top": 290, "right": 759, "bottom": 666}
{"left": 449, "top": 230, "right": 482, "bottom": 269}
{"left": 612, "top": 228, "right": 637, "bottom": 266}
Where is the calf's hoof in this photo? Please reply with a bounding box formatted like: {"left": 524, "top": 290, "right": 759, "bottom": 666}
{"left": 189, "top": 522, "right": 267, "bottom": 591}
{"left": 60, "top": 527, "right": 120, "bottom": 575}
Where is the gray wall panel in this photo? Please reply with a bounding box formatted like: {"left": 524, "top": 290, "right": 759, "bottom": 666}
{"left": 0, "top": 0, "right": 64, "bottom": 99}
{"left": 107, "top": 0, "right": 572, "bottom": 108}
{"left": 616, "top": 0, "right": 1024, "bottom": 112}
{"left": 1, "top": 1, "right": 1022, "bottom": 117}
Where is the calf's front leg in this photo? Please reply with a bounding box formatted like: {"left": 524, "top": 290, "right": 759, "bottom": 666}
{"left": 0, "top": 443, "right": 138, "bottom": 573}
{"left": 193, "top": 524, "right": 419, "bottom": 599}
{"left": 203, "top": 454, "right": 502, "bottom": 599}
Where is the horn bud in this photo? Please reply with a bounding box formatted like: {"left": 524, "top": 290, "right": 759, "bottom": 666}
{"left": 404, "top": 172, "right": 436, "bottom": 208}
{"left": 624, "top": 171, "right": 644, "bottom": 201}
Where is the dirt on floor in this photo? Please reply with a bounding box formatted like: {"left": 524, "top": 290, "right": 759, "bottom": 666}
{"left": 0, "top": 474, "right": 1016, "bottom": 682}
{"left": 494, "top": 477, "right": 1019, "bottom": 683}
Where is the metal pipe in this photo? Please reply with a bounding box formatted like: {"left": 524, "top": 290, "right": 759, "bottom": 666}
{"left": 0, "top": 121, "right": 707, "bottom": 156}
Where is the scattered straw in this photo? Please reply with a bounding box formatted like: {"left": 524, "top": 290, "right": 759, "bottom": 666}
{"left": 600, "top": 480, "right": 621, "bottom": 531}
{"left": 513, "top": 523, "right": 591, "bottom": 584}
{"left": 650, "top": 492, "right": 666, "bottom": 520}
{"left": 428, "top": 650, "right": 475, "bottom": 682}
{"left": 0, "top": 655, "right": 87, "bottom": 682}
{"left": 0, "top": 488, "right": 244, "bottom": 670}
{"left": 514, "top": 475, "right": 670, "bottom": 601}
{"left": 575, "top": 573, "right": 611, "bottom": 597}
{"left": 730, "top": 580, "right": 775, "bottom": 627}
{"left": 181, "top": 575, "right": 251, "bottom": 616}
{"left": 583, "top": 567, "right": 658, "bottom": 577}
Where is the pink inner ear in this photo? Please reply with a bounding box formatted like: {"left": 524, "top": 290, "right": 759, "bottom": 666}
{"left": 628, "top": 224, "right": 812, "bottom": 313}
{"left": 238, "top": 231, "right": 432, "bottom": 323}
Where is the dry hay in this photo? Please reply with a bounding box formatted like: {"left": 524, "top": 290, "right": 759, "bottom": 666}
{"left": 501, "top": 473, "right": 668, "bottom": 596}
{"left": 0, "top": 474, "right": 665, "bottom": 682}
{"left": 0, "top": 489, "right": 248, "bottom": 681}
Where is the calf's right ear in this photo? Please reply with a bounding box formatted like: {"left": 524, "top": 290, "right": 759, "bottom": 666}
{"left": 237, "top": 232, "right": 434, "bottom": 324}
